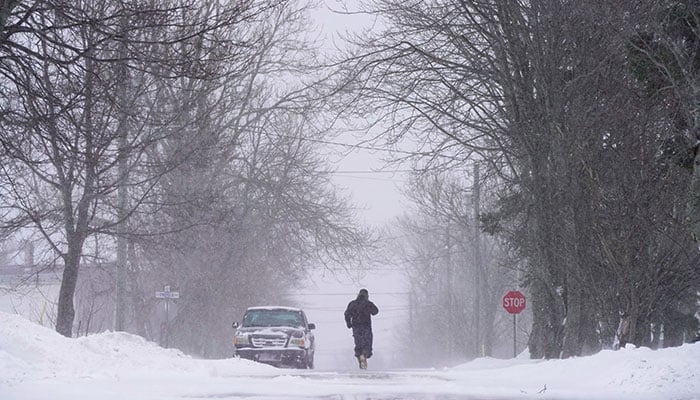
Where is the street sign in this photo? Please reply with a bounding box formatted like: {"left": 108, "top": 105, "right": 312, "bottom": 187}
{"left": 156, "top": 291, "right": 179, "bottom": 299}
{"left": 503, "top": 290, "right": 526, "bottom": 314}
{"left": 156, "top": 285, "right": 179, "bottom": 299}
{"left": 503, "top": 290, "right": 526, "bottom": 357}
{"left": 156, "top": 285, "right": 179, "bottom": 348}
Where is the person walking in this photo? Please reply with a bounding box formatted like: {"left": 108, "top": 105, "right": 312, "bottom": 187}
{"left": 344, "top": 288, "right": 379, "bottom": 369}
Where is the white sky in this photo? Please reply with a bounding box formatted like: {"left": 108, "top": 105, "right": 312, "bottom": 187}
{"left": 309, "top": 0, "right": 409, "bottom": 227}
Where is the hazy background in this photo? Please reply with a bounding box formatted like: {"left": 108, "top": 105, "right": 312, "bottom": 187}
{"left": 293, "top": 0, "right": 411, "bottom": 370}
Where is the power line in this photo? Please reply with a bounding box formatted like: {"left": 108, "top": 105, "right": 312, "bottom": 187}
{"left": 296, "top": 292, "right": 409, "bottom": 296}
{"left": 332, "top": 169, "right": 414, "bottom": 174}
{"left": 311, "top": 315, "right": 408, "bottom": 323}
{"left": 303, "top": 305, "right": 410, "bottom": 312}
{"left": 284, "top": 134, "right": 423, "bottom": 157}
{"left": 332, "top": 174, "right": 406, "bottom": 183}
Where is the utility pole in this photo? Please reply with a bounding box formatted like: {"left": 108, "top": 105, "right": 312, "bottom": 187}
{"left": 446, "top": 223, "right": 453, "bottom": 362}
{"left": 114, "top": 13, "right": 129, "bottom": 332}
{"left": 473, "top": 163, "right": 483, "bottom": 356}
{"left": 409, "top": 288, "right": 415, "bottom": 358}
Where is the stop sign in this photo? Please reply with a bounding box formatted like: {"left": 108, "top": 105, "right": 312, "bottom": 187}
{"left": 503, "top": 290, "right": 526, "bottom": 314}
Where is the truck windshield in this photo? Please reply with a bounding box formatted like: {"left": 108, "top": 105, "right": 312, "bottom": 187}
{"left": 242, "top": 309, "right": 304, "bottom": 328}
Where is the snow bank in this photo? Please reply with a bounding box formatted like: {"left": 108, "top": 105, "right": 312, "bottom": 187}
{"left": 0, "top": 311, "right": 274, "bottom": 387}
{"left": 444, "top": 342, "right": 700, "bottom": 399}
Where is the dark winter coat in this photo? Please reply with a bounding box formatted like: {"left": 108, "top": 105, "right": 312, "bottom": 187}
{"left": 344, "top": 293, "right": 379, "bottom": 329}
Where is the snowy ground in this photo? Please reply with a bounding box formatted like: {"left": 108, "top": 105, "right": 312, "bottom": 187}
{"left": 1, "top": 311, "right": 698, "bottom": 400}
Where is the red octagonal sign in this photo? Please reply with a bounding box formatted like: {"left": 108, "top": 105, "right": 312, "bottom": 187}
{"left": 503, "top": 290, "right": 526, "bottom": 314}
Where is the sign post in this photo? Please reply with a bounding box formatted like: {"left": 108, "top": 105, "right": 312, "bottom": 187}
{"left": 156, "top": 285, "right": 179, "bottom": 348}
{"left": 502, "top": 290, "right": 526, "bottom": 357}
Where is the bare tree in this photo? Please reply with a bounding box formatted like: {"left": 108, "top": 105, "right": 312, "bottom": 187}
{"left": 628, "top": 2, "right": 700, "bottom": 240}
{"left": 331, "top": 0, "right": 700, "bottom": 358}
{"left": 98, "top": 1, "right": 372, "bottom": 356}
{"left": 0, "top": 0, "right": 289, "bottom": 337}
{"left": 388, "top": 170, "right": 512, "bottom": 365}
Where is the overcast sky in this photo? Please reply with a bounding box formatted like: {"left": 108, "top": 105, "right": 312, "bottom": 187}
{"left": 311, "top": 0, "right": 410, "bottom": 227}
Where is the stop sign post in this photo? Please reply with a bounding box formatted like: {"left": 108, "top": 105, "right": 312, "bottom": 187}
{"left": 503, "top": 290, "right": 526, "bottom": 357}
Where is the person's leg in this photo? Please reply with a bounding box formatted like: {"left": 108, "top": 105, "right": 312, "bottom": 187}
{"left": 357, "top": 327, "right": 370, "bottom": 355}
{"left": 358, "top": 327, "right": 372, "bottom": 368}
{"left": 353, "top": 326, "right": 370, "bottom": 368}
{"left": 352, "top": 327, "right": 362, "bottom": 357}
{"left": 354, "top": 327, "right": 369, "bottom": 352}
{"left": 366, "top": 330, "right": 374, "bottom": 358}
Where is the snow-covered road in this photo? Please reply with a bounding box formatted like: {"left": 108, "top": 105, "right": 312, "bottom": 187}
{"left": 0, "top": 366, "right": 551, "bottom": 400}
{"left": 164, "top": 369, "right": 491, "bottom": 399}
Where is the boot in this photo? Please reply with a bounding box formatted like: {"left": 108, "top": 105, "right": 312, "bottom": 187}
{"left": 359, "top": 353, "right": 367, "bottom": 369}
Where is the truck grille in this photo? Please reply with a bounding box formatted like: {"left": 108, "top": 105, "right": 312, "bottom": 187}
{"left": 251, "top": 336, "right": 287, "bottom": 347}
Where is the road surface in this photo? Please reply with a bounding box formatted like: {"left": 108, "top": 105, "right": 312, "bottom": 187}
{"left": 178, "top": 368, "right": 520, "bottom": 400}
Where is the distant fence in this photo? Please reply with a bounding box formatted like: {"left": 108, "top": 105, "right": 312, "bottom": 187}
{"left": 0, "top": 265, "right": 61, "bottom": 286}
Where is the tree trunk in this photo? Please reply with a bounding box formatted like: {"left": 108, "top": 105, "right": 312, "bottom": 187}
{"left": 561, "top": 164, "right": 601, "bottom": 357}
{"left": 528, "top": 278, "right": 563, "bottom": 358}
{"left": 56, "top": 241, "right": 84, "bottom": 337}
{"left": 627, "top": 292, "right": 640, "bottom": 347}
{"left": 688, "top": 128, "right": 700, "bottom": 243}
{"left": 561, "top": 284, "right": 599, "bottom": 357}
{"left": 560, "top": 284, "right": 580, "bottom": 358}
{"left": 526, "top": 156, "right": 566, "bottom": 358}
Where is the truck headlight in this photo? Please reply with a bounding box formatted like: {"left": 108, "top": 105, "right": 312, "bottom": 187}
{"left": 234, "top": 333, "right": 249, "bottom": 346}
{"left": 289, "top": 336, "right": 306, "bottom": 348}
